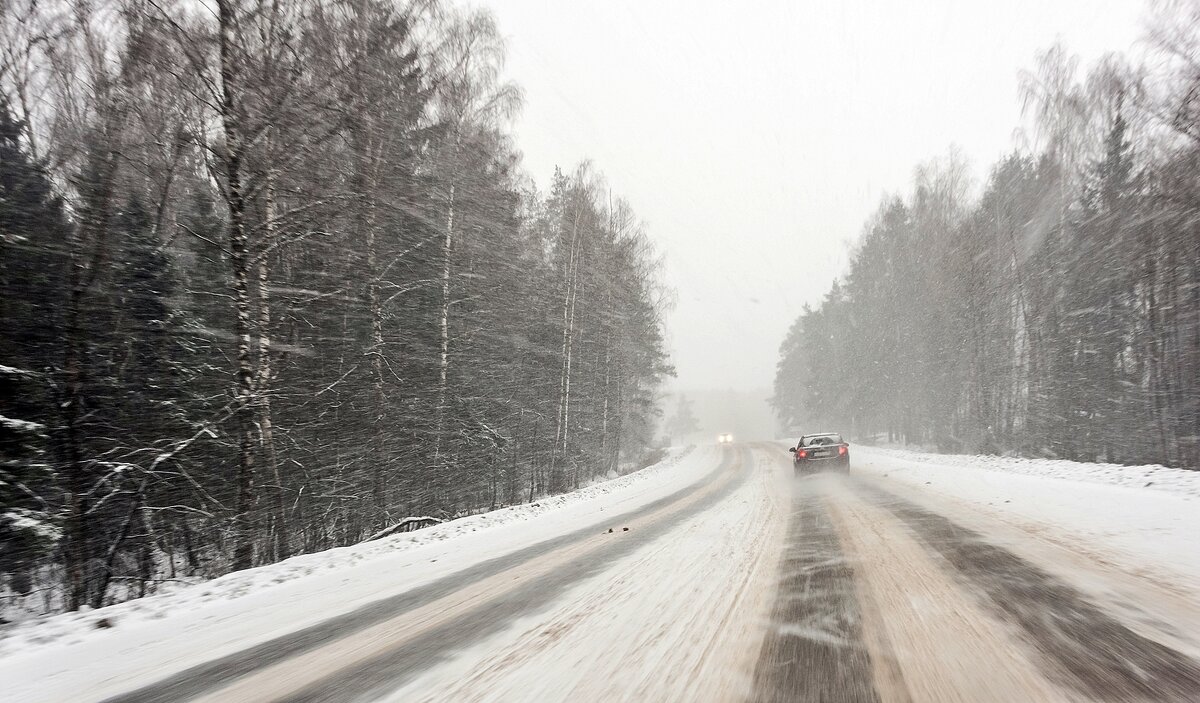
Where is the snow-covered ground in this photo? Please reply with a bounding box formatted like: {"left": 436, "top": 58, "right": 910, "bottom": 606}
{"left": 851, "top": 445, "right": 1200, "bottom": 586}
{"left": 858, "top": 444, "right": 1200, "bottom": 498}
{"left": 0, "top": 444, "right": 719, "bottom": 703}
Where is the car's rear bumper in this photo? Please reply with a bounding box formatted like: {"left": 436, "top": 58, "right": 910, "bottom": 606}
{"left": 793, "top": 455, "right": 849, "bottom": 471}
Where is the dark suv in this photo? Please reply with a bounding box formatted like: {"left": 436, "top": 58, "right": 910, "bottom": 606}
{"left": 789, "top": 433, "right": 850, "bottom": 473}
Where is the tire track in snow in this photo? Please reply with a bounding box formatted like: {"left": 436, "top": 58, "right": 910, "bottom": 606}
{"left": 378, "top": 442, "right": 786, "bottom": 702}
{"left": 181, "top": 446, "right": 753, "bottom": 703}
{"left": 862, "top": 481, "right": 1200, "bottom": 702}
{"left": 750, "top": 474, "right": 880, "bottom": 703}
{"left": 104, "top": 446, "right": 744, "bottom": 703}
{"left": 826, "top": 478, "right": 1070, "bottom": 702}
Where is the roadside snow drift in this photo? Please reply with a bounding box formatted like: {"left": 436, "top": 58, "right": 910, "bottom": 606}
{"left": 858, "top": 446, "right": 1200, "bottom": 498}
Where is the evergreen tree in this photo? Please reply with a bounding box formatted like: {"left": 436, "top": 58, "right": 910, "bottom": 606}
{"left": 0, "top": 100, "right": 68, "bottom": 597}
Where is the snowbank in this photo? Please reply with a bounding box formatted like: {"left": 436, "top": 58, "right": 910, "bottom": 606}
{"left": 857, "top": 445, "right": 1200, "bottom": 499}
{"left": 0, "top": 445, "right": 719, "bottom": 701}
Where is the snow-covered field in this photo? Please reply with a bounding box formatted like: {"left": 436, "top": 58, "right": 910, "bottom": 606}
{"left": 0, "top": 445, "right": 718, "bottom": 703}
{"left": 851, "top": 445, "right": 1200, "bottom": 586}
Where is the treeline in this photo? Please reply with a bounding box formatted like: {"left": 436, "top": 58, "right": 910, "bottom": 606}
{"left": 0, "top": 0, "right": 670, "bottom": 614}
{"left": 775, "top": 5, "right": 1199, "bottom": 471}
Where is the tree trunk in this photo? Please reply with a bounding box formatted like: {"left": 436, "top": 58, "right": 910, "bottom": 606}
{"left": 257, "top": 166, "right": 286, "bottom": 560}
{"left": 436, "top": 181, "right": 455, "bottom": 464}
{"left": 552, "top": 203, "right": 583, "bottom": 490}
{"left": 61, "top": 294, "right": 91, "bottom": 611}
{"left": 218, "top": 0, "right": 258, "bottom": 571}
{"left": 364, "top": 196, "right": 386, "bottom": 514}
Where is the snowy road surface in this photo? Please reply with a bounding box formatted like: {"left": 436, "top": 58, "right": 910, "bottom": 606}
{"left": 5, "top": 443, "right": 1200, "bottom": 702}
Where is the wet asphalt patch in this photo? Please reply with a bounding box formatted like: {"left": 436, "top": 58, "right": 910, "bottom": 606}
{"left": 865, "top": 483, "right": 1200, "bottom": 702}
{"left": 751, "top": 482, "right": 881, "bottom": 703}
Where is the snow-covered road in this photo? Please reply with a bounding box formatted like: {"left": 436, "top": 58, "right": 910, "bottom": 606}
{"left": 4, "top": 443, "right": 1200, "bottom": 702}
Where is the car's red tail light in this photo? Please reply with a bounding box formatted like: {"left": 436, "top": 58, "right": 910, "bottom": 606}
{"left": 797, "top": 450, "right": 808, "bottom": 458}
{"left": 838, "top": 446, "right": 847, "bottom": 456}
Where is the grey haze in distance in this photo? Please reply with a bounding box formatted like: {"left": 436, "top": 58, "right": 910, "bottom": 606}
{"left": 488, "top": 0, "right": 1144, "bottom": 394}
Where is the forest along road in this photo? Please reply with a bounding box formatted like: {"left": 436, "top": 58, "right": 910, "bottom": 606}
{"left": 101, "top": 444, "right": 1200, "bottom": 703}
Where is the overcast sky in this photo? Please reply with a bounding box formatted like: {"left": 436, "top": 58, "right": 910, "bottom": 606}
{"left": 487, "top": 0, "right": 1146, "bottom": 392}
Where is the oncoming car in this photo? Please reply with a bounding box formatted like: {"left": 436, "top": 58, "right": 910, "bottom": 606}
{"left": 717, "top": 433, "right": 734, "bottom": 444}
{"left": 789, "top": 432, "right": 849, "bottom": 473}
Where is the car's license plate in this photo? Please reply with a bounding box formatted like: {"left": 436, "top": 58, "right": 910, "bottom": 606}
{"left": 811, "top": 450, "right": 828, "bottom": 457}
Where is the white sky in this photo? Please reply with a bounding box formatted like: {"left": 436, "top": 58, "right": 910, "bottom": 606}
{"left": 488, "top": 0, "right": 1147, "bottom": 391}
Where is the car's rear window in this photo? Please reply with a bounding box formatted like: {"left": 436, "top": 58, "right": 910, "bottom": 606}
{"left": 801, "top": 434, "right": 842, "bottom": 447}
